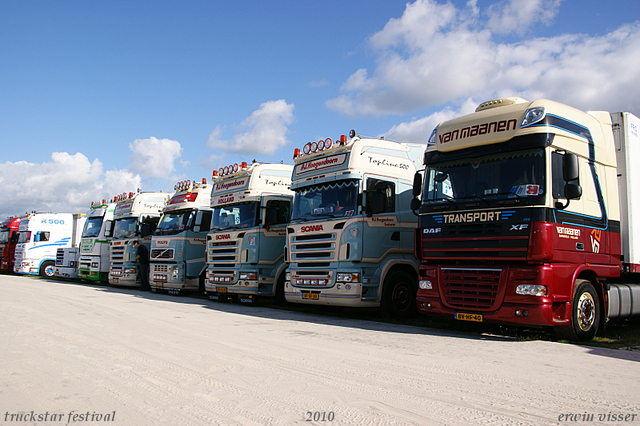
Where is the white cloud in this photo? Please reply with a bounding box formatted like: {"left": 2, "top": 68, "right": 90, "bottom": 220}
{"left": 0, "top": 152, "right": 108, "bottom": 217}
{"left": 327, "top": 0, "right": 640, "bottom": 119}
{"left": 308, "top": 79, "right": 329, "bottom": 88}
{"left": 128, "top": 137, "right": 183, "bottom": 179}
{"left": 383, "top": 98, "right": 479, "bottom": 144}
{"left": 0, "top": 136, "right": 185, "bottom": 218}
{"left": 206, "top": 100, "right": 295, "bottom": 157}
{"left": 486, "top": 0, "right": 562, "bottom": 35}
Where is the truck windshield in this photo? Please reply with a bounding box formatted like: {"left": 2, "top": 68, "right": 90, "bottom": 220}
{"left": 113, "top": 218, "right": 138, "bottom": 239}
{"left": 18, "top": 231, "right": 31, "bottom": 244}
{"left": 155, "top": 209, "right": 193, "bottom": 235}
{"left": 422, "top": 148, "right": 545, "bottom": 210}
{"left": 211, "top": 202, "right": 258, "bottom": 230}
{"left": 291, "top": 179, "right": 359, "bottom": 220}
{"left": 82, "top": 216, "right": 104, "bottom": 238}
{"left": 0, "top": 230, "right": 9, "bottom": 244}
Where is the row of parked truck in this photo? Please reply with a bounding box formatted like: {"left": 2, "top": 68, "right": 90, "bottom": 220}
{"left": 2, "top": 97, "right": 640, "bottom": 341}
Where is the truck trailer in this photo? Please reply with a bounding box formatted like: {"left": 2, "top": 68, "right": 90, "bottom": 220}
{"left": 205, "top": 161, "right": 293, "bottom": 303}
{"left": 411, "top": 97, "right": 640, "bottom": 340}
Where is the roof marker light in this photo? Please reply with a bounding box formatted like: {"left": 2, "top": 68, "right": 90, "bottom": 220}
{"left": 303, "top": 142, "right": 311, "bottom": 155}
{"left": 310, "top": 141, "right": 318, "bottom": 153}
{"left": 325, "top": 138, "right": 333, "bottom": 149}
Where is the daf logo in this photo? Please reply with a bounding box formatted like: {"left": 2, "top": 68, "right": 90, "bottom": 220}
{"left": 423, "top": 228, "right": 442, "bottom": 234}
{"left": 510, "top": 224, "right": 529, "bottom": 231}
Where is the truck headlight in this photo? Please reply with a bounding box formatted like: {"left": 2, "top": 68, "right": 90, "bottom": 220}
{"left": 515, "top": 284, "right": 547, "bottom": 296}
{"left": 419, "top": 280, "right": 433, "bottom": 290}
{"left": 124, "top": 268, "right": 136, "bottom": 274}
{"left": 239, "top": 272, "right": 257, "bottom": 280}
{"left": 336, "top": 273, "right": 360, "bottom": 283}
{"left": 519, "top": 106, "right": 546, "bottom": 128}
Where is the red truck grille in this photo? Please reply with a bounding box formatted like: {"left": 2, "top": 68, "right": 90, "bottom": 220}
{"left": 420, "top": 222, "right": 529, "bottom": 260}
{"left": 441, "top": 268, "right": 502, "bottom": 311}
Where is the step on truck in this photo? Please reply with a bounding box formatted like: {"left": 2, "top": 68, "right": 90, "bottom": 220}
{"left": 205, "top": 161, "right": 294, "bottom": 303}
{"left": 284, "top": 131, "right": 427, "bottom": 318}
{"left": 109, "top": 191, "right": 170, "bottom": 287}
{"left": 411, "top": 97, "right": 640, "bottom": 341}
{"left": 149, "top": 179, "right": 213, "bottom": 295}
{"left": 14, "top": 213, "right": 86, "bottom": 278}
{"left": 77, "top": 200, "right": 116, "bottom": 282}
{"left": 0, "top": 216, "right": 21, "bottom": 273}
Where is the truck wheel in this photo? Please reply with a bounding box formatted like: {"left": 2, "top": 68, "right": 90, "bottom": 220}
{"left": 275, "top": 274, "right": 287, "bottom": 304}
{"left": 40, "top": 261, "right": 55, "bottom": 278}
{"left": 198, "top": 273, "right": 206, "bottom": 295}
{"left": 555, "top": 279, "right": 600, "bottom": 341}
{"left": 383, "top": 271, "right": 417, "bottom": 319}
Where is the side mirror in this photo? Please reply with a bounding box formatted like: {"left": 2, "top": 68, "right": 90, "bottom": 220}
{"left": 563, "top": 153, "right": 580, "bottom": 182}
{"left": 412, "top": 172, "right": 422, "bottom": 197}
{"left": 564, "top": 183, "right": 582, "bottom": 200}
{"left": 141, "top": 223, "right": 152, "bottom": 237}
{"left": 265, "top": 207, "right": 279, "bottom": 226}
{"left": 410, "top": 197, "right": 421, "bottom": 211}
{"left": 194, "top": 211, "right": 203, "bottom": 226}
{"left": 367, "top": 191, "right": 386, "bottom": 216}
{"left": 104, "top": 220, "right": 113, "bottom": 237}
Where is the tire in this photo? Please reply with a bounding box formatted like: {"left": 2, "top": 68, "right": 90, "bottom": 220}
{"left": 555, "top": 279, "right": 601, "bottom": 341}
{"left": 40, "top": 261, "right": 55, "bottom": 278}
{"left": 198, "top": 273, "right": 206, "bottom": 295}
{"left": 383, "top": 271, "right": 418, "bottom": 319}
{"left": 274, "top": 274, "right": 287, "bottom": 304}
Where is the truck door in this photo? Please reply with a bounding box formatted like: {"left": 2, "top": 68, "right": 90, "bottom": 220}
{"left": 363, "top": 177, "right": 400, "bottom": 260}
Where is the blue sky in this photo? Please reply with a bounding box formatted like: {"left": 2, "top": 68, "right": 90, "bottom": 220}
{"left": 1, "top": 0, "right": 639, "bottom": 218}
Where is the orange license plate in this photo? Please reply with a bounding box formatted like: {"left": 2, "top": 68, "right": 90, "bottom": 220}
{"left": 455, "top": 312, "right": 483, "bottom": 322}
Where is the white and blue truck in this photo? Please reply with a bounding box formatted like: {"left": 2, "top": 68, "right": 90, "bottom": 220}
{"left": 284, "top": 131, "right": 427, "bottom": 317}
{"left": 149, "top": 180, "right": 213, "bottom": 294}
{"left": 14, "top": 212, "right": 86, "bottom": 278}
{"left": 205, "top": 161, "right": 294, "bottom": 303}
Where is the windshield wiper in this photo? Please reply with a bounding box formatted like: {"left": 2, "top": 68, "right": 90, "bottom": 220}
{"left": 427, "top": 197, "right": 458, "bottom": 210}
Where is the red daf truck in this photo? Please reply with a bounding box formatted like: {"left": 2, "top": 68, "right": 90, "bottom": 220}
{"left": 411, "top": 97, "right": 640, "bottom": 341}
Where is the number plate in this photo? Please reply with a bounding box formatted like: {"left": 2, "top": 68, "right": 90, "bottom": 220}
{"left": 113, "top": 278, "right": 119, "bottom": 283}
{"left": 217, "top": 287, "right": 227, "bottom": 293}
{"left": 156, "top": 282, "right": 164, "bottom": 287}
{"left": 302, "top": 292, "right": 319, "bottom": 300}
{"left": 455, "top": 312, "right": 483, "bottom": 322}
